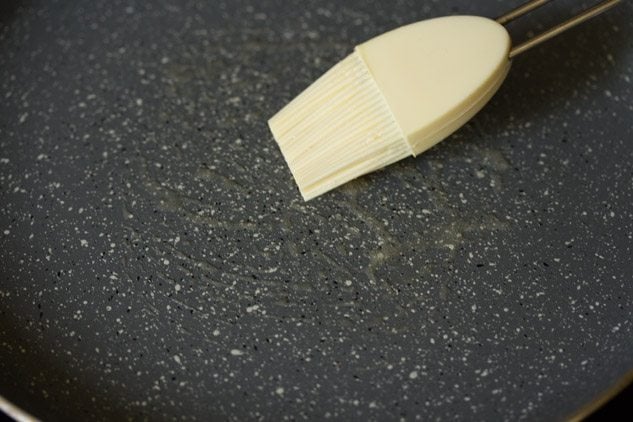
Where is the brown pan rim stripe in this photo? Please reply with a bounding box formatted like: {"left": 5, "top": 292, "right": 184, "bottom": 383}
{"left": 566, "top": 368, "right": 633, "bottom": 421}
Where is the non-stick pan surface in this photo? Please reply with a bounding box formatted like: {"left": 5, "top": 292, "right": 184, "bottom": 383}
{"left": 1, "top": 0, "right": 632, "bottom": 420}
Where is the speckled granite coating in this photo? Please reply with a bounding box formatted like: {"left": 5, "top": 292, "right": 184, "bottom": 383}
{"left": 1, "top": 0, "right": 632, "bottom": 420}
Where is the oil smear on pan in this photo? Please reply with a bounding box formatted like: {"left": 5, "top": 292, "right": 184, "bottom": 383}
{"left": 336, "top": 141, "right": 511, "bottom": 297}
{"left": 125, "top": 129, "right": 511, "bottom": 330}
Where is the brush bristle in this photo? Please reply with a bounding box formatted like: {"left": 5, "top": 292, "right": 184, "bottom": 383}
{"left": 268, "top": 52, "right": 411, "bottom": 201}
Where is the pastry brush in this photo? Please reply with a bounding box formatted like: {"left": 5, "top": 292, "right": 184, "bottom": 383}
{"left": 268, "top": 0, "right": 621, "bottom": 200}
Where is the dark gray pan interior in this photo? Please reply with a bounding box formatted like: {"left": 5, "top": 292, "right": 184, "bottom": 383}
{"left": 1, "top": 0, "right": 632, "bottom": 420}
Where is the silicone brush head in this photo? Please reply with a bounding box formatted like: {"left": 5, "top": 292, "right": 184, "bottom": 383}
{"left": 268, "top": 52, "right": 412, "bottom": 201}
{"left": 269, "top": 16, "right": 511, "bottom": 201}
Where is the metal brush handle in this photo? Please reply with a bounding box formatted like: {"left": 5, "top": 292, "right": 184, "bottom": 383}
{"left": 496, "top": 0, "right": 621, "bottom": 58}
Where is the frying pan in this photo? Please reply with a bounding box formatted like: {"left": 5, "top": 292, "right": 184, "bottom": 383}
{"left": 1, "top": 0, "right": 632, "bottom": 420}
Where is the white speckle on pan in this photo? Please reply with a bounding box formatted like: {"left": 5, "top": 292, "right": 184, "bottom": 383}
{"left": 174, "top": 355, "right": 182, "bottom": 365}
{"left": 275, "top": 387, "right": 284, "bottom": 396}
{"left": 80, "top": 239, "right": 88, "bottom": 247}
{"left": 409, "top": 371, "right": 418, "bottom": 379}
{"left": 230, "top": 349, "right": 244, "bottom": 356}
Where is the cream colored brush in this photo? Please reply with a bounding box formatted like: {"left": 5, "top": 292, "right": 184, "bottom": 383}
{"left": 268, "top": 0, "right": 621, "bottom": 201}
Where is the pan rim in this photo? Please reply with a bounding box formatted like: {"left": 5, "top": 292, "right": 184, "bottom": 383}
{"left": 1, "top": 368, "right": 632, "bottom": 421}
{"left": 566, "top": 369, "right": 633, "bottom": 421}
{"left": 0, "top": 393, "right": 39, "bottom": 422}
